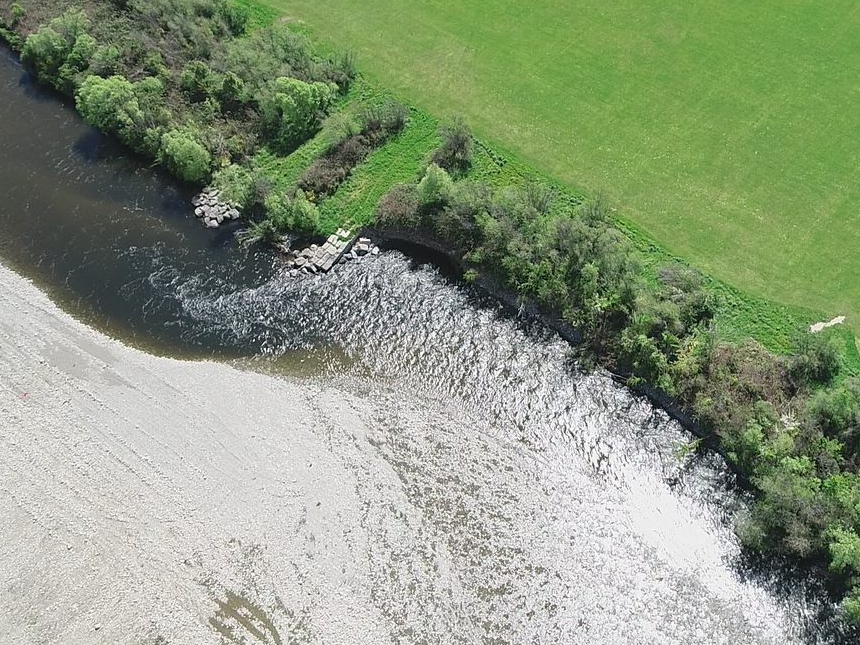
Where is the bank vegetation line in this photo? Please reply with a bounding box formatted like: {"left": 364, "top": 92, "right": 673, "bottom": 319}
{"left": 3, "top": 0, "right": 860, "bottom": 627}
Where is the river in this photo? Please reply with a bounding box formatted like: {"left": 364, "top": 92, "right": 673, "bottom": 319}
{"left": 0, "top": 45, "right": 851, "bottom": 644}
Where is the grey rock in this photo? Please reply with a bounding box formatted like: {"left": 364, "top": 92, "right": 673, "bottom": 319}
{"left": 206, "top": 219, "right": 219, "bottom": 229}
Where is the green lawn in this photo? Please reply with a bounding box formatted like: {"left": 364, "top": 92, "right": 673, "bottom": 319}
{"left": 260, "top": 0, "right": 860, "bottom": 330}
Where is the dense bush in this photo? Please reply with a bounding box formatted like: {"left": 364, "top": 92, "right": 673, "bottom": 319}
{"left": 807, "top": 378, "right": 860, "bottom": 455}
{"left": 790, "top": 335, "right": 841, "bottom": 388}
{"left": 217, "top": 1, "right": 249, "bottom": 37}
{"left": 217, "top": 71, "right": 245, "bottom": 113}
{"left": 363, "top": 101, "right": 409, "bottom": 137}
{"left": 222, "top": 23, "right": 354, "bottom": 94}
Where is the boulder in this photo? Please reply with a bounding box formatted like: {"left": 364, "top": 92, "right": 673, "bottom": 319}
{"left": 194, "top": 207, "right": 204, "bottom": 217}
{"left": 371, "top": 246, "right": 380, "bottom": 256}
{"left": 206, "top": 218, "right": 219, "bottom": 229}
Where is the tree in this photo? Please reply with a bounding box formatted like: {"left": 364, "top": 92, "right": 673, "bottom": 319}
{"left": 417, "top": 164, "right": 453, "bottom": 206}
{"left": 843, "top": 587, "right": 860, "bottom": 625}
{"left": 431, "top": 115, "right": 473, "bottom": 173}
{"left": 790, "top": 335, "right": 841, "bottom": 387}
{"left": 217, "top": 72, "right": 245, "bottom": 113}
{"left": 75, "top": 75, "right": 144, "bottom": 145}
{"left": 261, "top": 77, "right": 334, "bottom": 153}
{"left": 828, "top": 525, "right": 860, "bottom": 575}
{"left": 21, "top": 9, "right": 93, "bottom": 92}
{"left": 218, "top": 1, "right": 250, "bottom": 36}
{"left": 159, "top": 129, "right": 211, "bottom": 182}
{"left": 180, "top": 61, "right": 214, "bottom": 102}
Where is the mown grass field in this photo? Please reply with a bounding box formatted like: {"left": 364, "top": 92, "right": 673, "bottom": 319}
{"left": 258, "top": 0, "right": 860, "bottom": 334}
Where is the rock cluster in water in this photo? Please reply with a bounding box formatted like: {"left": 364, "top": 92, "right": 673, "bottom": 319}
{"left": 286, "top": 230, "right": 380, "bottom": 276}
{"left": 191, "top": 188, "right": 241, "bottom": 228}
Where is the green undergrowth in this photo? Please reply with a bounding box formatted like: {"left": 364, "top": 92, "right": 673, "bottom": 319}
{"left": 230, "top": 0, "right": 278, "bottom": 30}
{"left": 316, "top": 108, "right": 438, "bottom": 233}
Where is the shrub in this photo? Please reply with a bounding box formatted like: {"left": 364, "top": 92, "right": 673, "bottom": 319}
{"left": 321, "top": 112, "right": 362, "bottom": 150}
{"left": 323, "top": 50, "right": 356, "bottom": 90}
{"left": 212, "top": 164, "right": 254, "bottom": 209}
{"left": 300, "top": 135, "right": 371, "bottom": 196}
{"left": 431, "top": 115, "right": 473, "bottom": 173}
{"left": 10, "top": 3, "right": 24, "bottom": 27}
{"left": 827, "top": 525, "right": 860, "bottom": 575}
{"left": 375, "top": 183, "right": 420, "bottom": 227}
{"left": 159, "top": 128, "right": 211, "bottom": 182}
{"left": 417, "top": 164, "right": 453, "bottom": 206}
{"left": 237, "top": 218, "right": 280, "bottom": 248}
{"left": 223, "top": 23, "right": 347, "bottom": 93}
{"left": 249, "top": 170, "right": 274, "bottom": 205}
{"left": 264, "top": 191, "right": 319, "bottom": 234}
{"left": 843, "top": 587, "right": 860, "bottom": 625}
{"left": 363, "top": 100, "right": 408, "bottom": 137}
{"left": 790, "top": 335, "right": 841, "bottom": 388}
{"left": 261, "top": 77, "right": 335, "bottom": 154}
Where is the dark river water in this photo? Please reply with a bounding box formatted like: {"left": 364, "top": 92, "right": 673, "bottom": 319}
{"left": 0, "top": 45, "right": 854, "bottom": 644}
